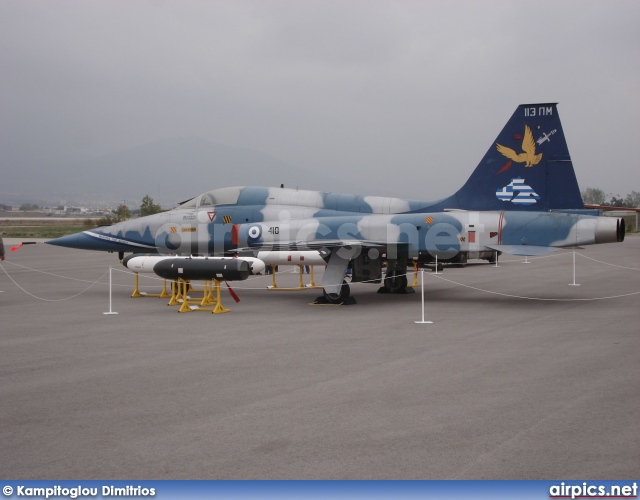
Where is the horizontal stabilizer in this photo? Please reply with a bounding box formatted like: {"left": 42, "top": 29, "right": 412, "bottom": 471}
{"left": 486, "top": 245, "right": 560, "bottom": 256}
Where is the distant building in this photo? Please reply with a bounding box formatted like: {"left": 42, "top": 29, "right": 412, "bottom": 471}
{"left": 0, "top": 204, "right": 12, "bottom": 211}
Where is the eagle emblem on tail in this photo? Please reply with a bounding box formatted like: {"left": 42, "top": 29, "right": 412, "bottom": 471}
{"left": 496, "top": 125, "right": 542, "bottom": 167}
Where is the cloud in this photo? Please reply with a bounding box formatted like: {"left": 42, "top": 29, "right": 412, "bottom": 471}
{"left": 1, "top": 0, "right": 638, "bottom": 204}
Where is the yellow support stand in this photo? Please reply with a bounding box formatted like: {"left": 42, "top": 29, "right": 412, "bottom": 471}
{"left": 178, "top": 297, "right": 192, "bottom": 313}
{"left": 268, "top": 264, "right": 321, "bottom": 291}
{"left": 186, "top": 281, "right": 204, "bottom": 294}
{"left": 168, "top": 279, "right": 193, "bottom": 310}
{"left": 131, "top": 272, "right": 170, "bottom": 298}
{"left": 308, "top": 266, "right": 317, "bottom": 287}
{"left": 177, "top": 279, "right": 193, "bottom": 313}
{"left": 408, "top": 261, "right": 419, "bottom": 288}
{"left": 212, "top": 280, "right": 230, "bottom": 314}
{"left": 131, "top": 272, "right": 143, "bottom": 298}
{"left": 268, "top": 264, "right": 279, "bottom": 289}
{"left": 167, "top": 280, "right": 180, "bottom": 306}
{"left": 158, "top": 281, "right": 170, "bottom": 298}
{"left": 168, "top": 279, "right": 229, "bottom": 314}
{"left": 199, "top": 280, "right": 217, "bottom": 307}
{"left": 171, "top": 279, "right": 219, "bottom": 312}
{"left": 305, "top": 265, "right": 322, "bottom": 289}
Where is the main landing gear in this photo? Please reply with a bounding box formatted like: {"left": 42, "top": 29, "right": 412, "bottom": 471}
{"left": 323, "top": 280, "right": 351, "bottom": 304}
{"left": 378, "top": 257, "right": 412, "bottom": 295}
{"left": 315, "top": 248, "right": 356, "bottom": 305}
{"left": 383, "top": 269, "right": 408, "bottom": 293}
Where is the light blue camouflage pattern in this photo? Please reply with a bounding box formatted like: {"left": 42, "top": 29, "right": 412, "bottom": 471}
{"left": 48, "top": 104, "right": 626, "bottom": 303}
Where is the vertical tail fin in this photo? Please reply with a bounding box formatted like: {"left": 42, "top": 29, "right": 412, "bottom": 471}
{"left": 444, "top": 103, "right": 584, "bottom": 211}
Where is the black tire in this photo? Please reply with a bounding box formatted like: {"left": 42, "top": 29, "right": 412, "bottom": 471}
{"left": 323, "top": 281, "right": 350, "bottom": 304}
{"left": 451, "top": 251, "right": 468, "bottom": 268}
{"left": 384, "top": 271, "right": 407, "bottom": 293}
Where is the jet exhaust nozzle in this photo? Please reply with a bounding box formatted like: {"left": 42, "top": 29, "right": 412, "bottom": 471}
{"left": 595, "top": 217, "right": 625, "bottom": 244}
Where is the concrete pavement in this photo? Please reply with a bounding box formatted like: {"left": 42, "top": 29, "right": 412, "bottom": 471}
{"left": 1, "top": 236, "right": 638, "bottom": 479}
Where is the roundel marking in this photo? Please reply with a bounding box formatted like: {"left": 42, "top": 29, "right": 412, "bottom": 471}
{"left": 248, "top": 225, "right": 261, "bottom": 239}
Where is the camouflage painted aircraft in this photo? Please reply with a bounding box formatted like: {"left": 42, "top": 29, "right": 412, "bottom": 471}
{"left": 49, "top": 103, "right": 625, "bottom": 303}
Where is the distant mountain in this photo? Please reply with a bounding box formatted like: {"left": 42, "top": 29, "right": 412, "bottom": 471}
{"left": 1, "top": 137, "right": 355, "bottom": 208}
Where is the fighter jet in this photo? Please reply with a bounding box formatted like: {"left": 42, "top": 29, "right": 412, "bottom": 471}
{"left": 49, "top": 103, "right": 625, "bottom": 303}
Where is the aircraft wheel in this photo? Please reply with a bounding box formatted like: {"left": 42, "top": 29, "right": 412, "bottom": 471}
{"left": 384, "top": 271, "right": 407, "bottom": 293}
{"left": 487, "top": 250, "right": 501, "bottom": 264}
{"left": 451, "top": 251, "right": 468, "bottom": 268}
{"left": 323, "top": 281, "right": 350, "bottom": 304}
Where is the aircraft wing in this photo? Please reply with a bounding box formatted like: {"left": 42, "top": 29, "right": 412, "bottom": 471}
{"left": 486, "top": 245, "right": 561, "bottom": 256}
{"left": 233, "top": 239, "right": 388, "bottom": 253}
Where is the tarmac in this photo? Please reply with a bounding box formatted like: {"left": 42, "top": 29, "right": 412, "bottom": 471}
{"left": 1, "top": 236, "right": 638, "bottom": 479}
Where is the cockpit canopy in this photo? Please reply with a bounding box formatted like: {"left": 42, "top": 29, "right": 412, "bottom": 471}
{"left": 179, "top": 186, "right": 244, "bottom": 209}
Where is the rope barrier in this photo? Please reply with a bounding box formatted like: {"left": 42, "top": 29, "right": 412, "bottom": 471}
{"left": 0, "top": 261, "right": 110, "bottom": 302}
{"left": 574, "top": 252, "right": 640, "bottom": 272}
{"left": 2, "top": 251, "right": 638, "bottom": 303}
{"left": 426, "top": 272, "right": 640, "bottom": 302}
{"left": 2, "top": 260, "right": 118, "bottom": 285}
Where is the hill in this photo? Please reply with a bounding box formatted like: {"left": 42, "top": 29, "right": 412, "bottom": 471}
{"left": 1, "top": 137, "right": 353, "bottom": 208}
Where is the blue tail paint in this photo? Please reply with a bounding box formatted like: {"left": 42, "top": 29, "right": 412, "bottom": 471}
{"left": 431, "top": 103, "right": 584, "bottom": 212}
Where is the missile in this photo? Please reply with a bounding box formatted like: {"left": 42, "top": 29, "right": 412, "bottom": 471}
{"left": 256, "top": 250, "right": 326, "bottom": 266}
{"left": 123, "top": 254, "right": 265, "bottom": 276}
{"left": 240, "top": 257, "right": 266, "bottom": 274}
{"left": 122, "top": 254, "right": 173, "bottom": 273}
{"left": 153, "top": 257, "right": 251, "bottom": 281}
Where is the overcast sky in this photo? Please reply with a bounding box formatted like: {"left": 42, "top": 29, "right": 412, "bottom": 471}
{"left": 1, "top": 0, "right": 639, "bottom": 202}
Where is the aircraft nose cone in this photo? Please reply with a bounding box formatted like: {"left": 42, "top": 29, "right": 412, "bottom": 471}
{"left": 47, "top": 231, "right": 105, "bottom": 251}
{"left": 47, "top": 229, "right": 157, "bottom": 253}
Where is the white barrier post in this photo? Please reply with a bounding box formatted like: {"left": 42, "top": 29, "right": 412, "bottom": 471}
{"left": 103, "top": 267, "right": 119, "bottom": 315}
{"left": 569, "top": 250, "right": 580, "bottom": 287}
{"left": 415, "top": 269, "right": 433, "bottom": 324}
